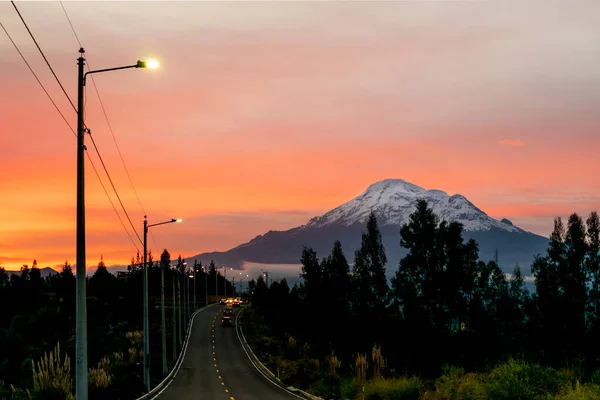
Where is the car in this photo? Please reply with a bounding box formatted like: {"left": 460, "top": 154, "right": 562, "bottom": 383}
{"left": 221, "top": 316, "right": 232, "bottom": 326}
{"left": 223, "top": 307, "right": 233, "bottom": 316}
{"left": 233, "top": 298, "right": 241, "bottom": 307}
{"left": 219, "top": 298, "right": 227, "bottom": 305}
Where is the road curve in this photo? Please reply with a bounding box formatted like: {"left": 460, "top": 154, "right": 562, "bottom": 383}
{"left": 157, "top": 304, "right": 301, "bottom": 400}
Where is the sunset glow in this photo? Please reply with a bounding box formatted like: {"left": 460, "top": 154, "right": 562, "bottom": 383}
{"left": 1, "top": 1, "right": 599, "bottom": 271}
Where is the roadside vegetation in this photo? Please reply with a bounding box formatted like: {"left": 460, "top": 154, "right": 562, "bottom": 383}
{"left": 243, "top": 200, "right": 600, "bottom": 400}
{"left": 0, "top": 252, "right": 233, "bottom": 399}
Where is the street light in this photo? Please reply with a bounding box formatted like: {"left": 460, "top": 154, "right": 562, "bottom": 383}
{"left": 75, "top": 47, "right": 158, "bottom": 400}
{"left": 201, "top": 266, "right": 208, "bottom": 306}
{"left": 179, "top": 262, "right": 186, "bottom": 347}
{"left": 223, "top": 266, "right": 232, "bottom": 298}
{"left": 143, "top": 217, "right": 181, "bottom": 386}
{"left": 239, "top": 273, "right": 249, "bottom": 293}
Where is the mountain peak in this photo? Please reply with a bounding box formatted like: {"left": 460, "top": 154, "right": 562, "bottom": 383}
{"left": 305, "top": 179, "right": 523, "bottom": 233}
{"left": 364, "top": 179, "right": 426, "bottom": 195}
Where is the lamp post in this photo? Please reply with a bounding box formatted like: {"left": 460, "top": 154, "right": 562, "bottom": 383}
{"left": 239, "top": 274, "right": 248, "bottom": 293}
{"left": 143, "top": 217, "right": 181, "bottom": 381}
{"left": 222, "top": 266, "right": 232, "bottom": 298}
{"left": 176, "top": 268, "right": 182, "bottom": 348}
{"left": 193, "top": 261, "right": 197, "bottom": 312}
{"left": 172, "top": 265, "right": 177, "bottom": 365}
{"left": 179, "top": 262, "right": 186, "bottom": 345}
{"left": 76, "top": 48, "right": 158, "bottom": 400}
{"left": 202, "top": 266, "right": 208, "bottom": 306}
{"left": 184, "top": 273, "right": 188, "bottom": 326}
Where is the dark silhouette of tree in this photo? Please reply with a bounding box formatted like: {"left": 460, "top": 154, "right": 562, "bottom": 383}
{"left": 160, "top": 250, "right": 171, "bottom": 270}
{"left": 321, "top": 241, "right": 352, "bottom": 354}
{"left": 587, "top": 212, "right": 600, "bottom": 325}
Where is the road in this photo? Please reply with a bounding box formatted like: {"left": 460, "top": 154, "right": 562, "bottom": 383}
{"left": 156, "top": 304, "right": 301, "bottom": 400}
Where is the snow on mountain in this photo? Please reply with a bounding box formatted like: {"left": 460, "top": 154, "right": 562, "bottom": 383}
{"left": 304, "top": 179, "right": 523, "bottom": 233}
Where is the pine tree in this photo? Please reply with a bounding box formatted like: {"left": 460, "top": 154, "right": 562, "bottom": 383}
{"left": 160, "top": 250, "right": 171, "bottom": 270}
{"left": 351, "top": 213, "right": 389, "bottom": 350}
{"left": 587, "top": 212, "right": 600, "bottom": 323}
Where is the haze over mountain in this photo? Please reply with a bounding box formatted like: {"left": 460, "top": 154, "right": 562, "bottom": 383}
{"left": 191, "top": 179, "right": 550, "bottom": 276}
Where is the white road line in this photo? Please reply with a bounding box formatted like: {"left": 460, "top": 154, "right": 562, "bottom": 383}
{"left": 140, "top": 303, "right": 218, "bottom": 400}
{"left": 235, "top": 309, "right": 304, "bottom": 399}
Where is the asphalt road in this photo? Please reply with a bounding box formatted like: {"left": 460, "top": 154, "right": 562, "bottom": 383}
{"left": 157, "top": 304, "right": 301, "bottom": 400}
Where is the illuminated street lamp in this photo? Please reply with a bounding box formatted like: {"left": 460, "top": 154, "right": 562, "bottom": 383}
{"left": 75, "top": 48, "right": 158, "bottom": 400}
{"left": 143, "top": 217, "right": 181, "bottom": 384}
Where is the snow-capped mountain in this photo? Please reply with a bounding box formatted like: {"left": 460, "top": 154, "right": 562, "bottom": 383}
{"left": 304, "top": 179, "right": 523, "bottom": 233}
{"left": 191, "top": 179, "right": 549, "bottom": 275}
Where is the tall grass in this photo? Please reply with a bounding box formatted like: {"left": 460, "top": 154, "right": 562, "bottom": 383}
{"left": 31, "top": 342, "right": 74, "bottom": 400}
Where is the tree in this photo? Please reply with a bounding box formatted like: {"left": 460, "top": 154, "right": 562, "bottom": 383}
{"left": 160, "top": 250, "right": 171, "bottom": 271}
{"left": 531, "top": 217, "right": 568, "bottom": 364}
{"left": 392, "top": 200, "right": 438, "bottom": 322}
{"left": 562, "top": 213, "right": 588, "bottom": 358}
{"left": 587, "top": 212, "right": 600, "bottom": 324}
{"left": 89, "top": 255, "right": 116, "bottom": 299}
{"left": 351, "top": 212, "right": 389, "bottom": 350}
{"left": 321, "top": 240, "right": 352, "bottom": 354}
{"left": 176, "top": 255, "right": 186, "bottom": 274}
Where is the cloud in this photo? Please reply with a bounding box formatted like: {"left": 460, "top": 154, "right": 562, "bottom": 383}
{"left": 499, "top": 139, "right": 525, "bottom": 147}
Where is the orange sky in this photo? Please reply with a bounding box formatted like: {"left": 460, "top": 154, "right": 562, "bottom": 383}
{"left": 1, "top": 1, "right": 599, "bottom": 271}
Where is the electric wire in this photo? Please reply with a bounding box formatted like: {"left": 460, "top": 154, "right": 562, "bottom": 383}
{"left": 0, "top": 20, "right": 76, "bottom": 137}
{"left": 59, "top": 1, "right": 148, "bottom": 217}
{"left": 88, "top": 132, "right": 144, "bottom": 247}
{"left": 60, "top": 1, "right": 156, "bottom": 258}
{"left": 86, "top": 151, "right": 140, "bottom": 252}
{"left": 2, "top": 13, "right": 140, "bottom": 253}
{"left": 11, "top": 0, "right": 77, "bottom": 113}
{"left": 14, "top": 1, "right": 145, "bottom": 248}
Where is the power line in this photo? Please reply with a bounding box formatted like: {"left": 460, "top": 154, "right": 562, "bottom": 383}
{"left": 11, "top": 0, "right": 77, "bottom": 113}
{"left": 2, "top": 16, "right": 140, "bottom": 254}
{"left": 59, "top": 1, "right": 147, "bottom": 216}
{"left": 14, "top": 0, "right": 145, "bottom": 250}
{"left": 88, "top": 131, "right": 144, "bottom": 247}
{"left": 86, "top": 151, "right": 140, "bottom": 252}
{"left": 58, "top": 0, "right": 82, "bottom": 47}
{"left": 0, "top": 20, "right": 76, "bottom": 137}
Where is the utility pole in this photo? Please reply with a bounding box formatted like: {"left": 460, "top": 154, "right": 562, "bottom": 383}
{"left": 193, "top": 261, "right": 197, "bottom": 313}
{"left": 75, "top": 47, "right": 88, "bottom": 400}
{"left": 494, "top": 249, "right": 499, "bottom": 265}
{"left": 215, "top": 270, "right": 218, "bottom": 302}
{"left": 179, "top": 273, "right": 184, "bottom": 341}
{"left": 204, "top": 268, "right": 208, "bottom": 306}
{"left": 177, "top": 273, "right": 182, "bottom": 347}
{"left": 223, "top": 267, "right": 227, "bottom": 298}
{"left": 183, "top": 273, "right": 187, "bottom": 328}
{"left": 74, "top": 52, "right": 158, "bottom": 398}
{"left": 172, "top": 268, "right": 177, "bottom": 362}
{"left": 142, "top": 218, "right": 150, "bottom": 391}
{"left": 262, "top": 269, "right": 270, "bottom": 287}
{"left": 232, "top": 277, "right": 235, "bottom": 297}
{"left": 160, "top": 254, "right": 167, "bottom": 377}
{"left": 185, "top": 274, "right": 189, "bottom": 325}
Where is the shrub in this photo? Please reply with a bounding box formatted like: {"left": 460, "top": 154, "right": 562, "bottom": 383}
{"left": 363, "top": 377, "right": 422, "bottom": 400}
{"left": 486, "top": 359, "right": 566, "bottom": 400}
{"left": 434, "top": 365, "right": 487, "bottom": 400}
{"left": 590, "top": 370, "right": 600, "bottom": 386}
{"left": 553, "top": 381, "right": 600, "bottom": 400}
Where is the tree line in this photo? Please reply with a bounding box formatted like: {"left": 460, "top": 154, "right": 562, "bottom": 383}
{"left": 0, "top": 250, "right": 233, "bottom": 399}
{"left": 247, "top": 199, "right": 600, "bottom": 381}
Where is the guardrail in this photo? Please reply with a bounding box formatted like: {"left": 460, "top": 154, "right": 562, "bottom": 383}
{"left": 135, "top": 303, "right": 217, "bottom": 400}
{"left": 236, "top": 308, "right": 324, "bottom": 400}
